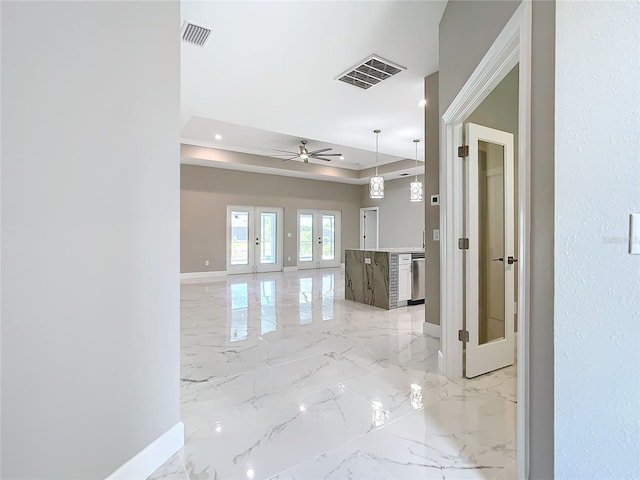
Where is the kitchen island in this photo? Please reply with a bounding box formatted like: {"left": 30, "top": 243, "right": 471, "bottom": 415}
{"left": 345, "top": 248, "right": 425, "bottom": 310}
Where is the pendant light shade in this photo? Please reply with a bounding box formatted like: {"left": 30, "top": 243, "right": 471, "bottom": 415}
{"left": 369, "top": 129, "right": 384, "bottom": 199}
{"left": 370, "top": 174, "right": 385, "bottom": 199}
{"left": 409, "top": 139, "right": 423, "bottom": 202}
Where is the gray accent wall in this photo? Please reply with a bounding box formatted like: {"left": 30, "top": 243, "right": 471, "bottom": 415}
{"left": 424, "top": 73, "right": 440, "bottom": 326}
{"left": 439, "top": 0, "right": 555, "bottom": 477}
{"left": 360, "top": 176, "right": 425, "bottom": 249}
{"left": 181, "top": 164, "right": 361, "bottom": 272}
{"left": 1, "top": 1, "right": 180, "bottom": 478}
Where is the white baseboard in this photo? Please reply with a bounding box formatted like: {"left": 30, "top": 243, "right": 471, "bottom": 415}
{"left": 423, "top": 321, "right": 441, "bottom": 338}
{"left": 106, "top": 421, "right": 184, "bottom": 480}
{"left": 180, "top": 271, "right": 226, "bottom": 283}
{"left": 283, "top": 266, "right": 298, "bottom": 272}
{"left": 438, "top": 350, "right": 444, "bottom": 375}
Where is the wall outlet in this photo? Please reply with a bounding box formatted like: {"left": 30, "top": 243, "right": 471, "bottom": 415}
{"left": 287, "top": 232, "right": 292, "bottom": 238}
{"left": 204, "top": 260, "right": 210, "bottom": 266}
{"left": 430, "top": 194, "right": 440, "bottom": 206}
{"left": 288, "top": 256, "right": 291, "bottom": 262}
{"left": 433, "top": 229, "right": 440, "bottom": 241}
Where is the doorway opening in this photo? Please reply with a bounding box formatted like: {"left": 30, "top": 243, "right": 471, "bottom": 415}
{"left": 359, "top": 207, "right": 379, "bottom": 249}
{"left": 439, "top": 2, "right": 531, "bottom": 477}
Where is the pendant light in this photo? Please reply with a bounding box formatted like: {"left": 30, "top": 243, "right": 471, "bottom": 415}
{"left": 409, "top": 139, "right": 423, "bottom": 202}
{"left": 369, "top": 129, "right": 384, "bottom": 199}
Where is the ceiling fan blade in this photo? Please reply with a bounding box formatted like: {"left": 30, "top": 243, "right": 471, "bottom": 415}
{"left": 312, "top": 153, "right": 342, "bottom": 157}
{"left": 280, "top": 156, "right": 298, "bottom": 162}
{"left": 307, "top": 148, "right": 332, "bottom": 155}
{"left": 314, "top": 157, "right": 333, "bottom": 162}
{"left": 273, "top": 149, "right": 299, "bottom": 155}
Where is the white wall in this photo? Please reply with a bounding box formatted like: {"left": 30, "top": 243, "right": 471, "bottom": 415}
{"left": 555, "top": 1, "right": 640, "bottom": 478}
{"left": 1, "top": 1, "right": 181, "bottom": 478}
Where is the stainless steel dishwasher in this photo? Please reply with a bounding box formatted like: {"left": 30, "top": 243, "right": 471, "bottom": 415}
{"left": 410, "top": 254, "right": 425, "bottom": 303}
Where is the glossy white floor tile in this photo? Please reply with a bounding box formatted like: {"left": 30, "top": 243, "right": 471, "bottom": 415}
{"left": 149, "top": 268, "right": 516, "bottom": 480}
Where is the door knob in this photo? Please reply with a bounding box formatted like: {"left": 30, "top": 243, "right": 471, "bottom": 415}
{"left": 507, "top": 256, "right": 518, "bottom": 265}
{"left": 492, "top": 257, "right": 504, "bottom": 262}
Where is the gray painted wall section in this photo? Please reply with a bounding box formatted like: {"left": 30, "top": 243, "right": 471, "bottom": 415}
{"left": 424, "top": 72, "right": 440, "bottom": 325}
{"left": 1, "top": 1, "right": 180, "bottom": 477}
{"left": 181, "top": 165, "right": 361, "bottom": 272}
{"left": 439, "top": 0, "right": 555, "bottom": 477}
{"left": 360, "top": 176, "right": 425, "bottom": 249}
{"left": 529, "top": 1, "right": 555, "bottom": 477}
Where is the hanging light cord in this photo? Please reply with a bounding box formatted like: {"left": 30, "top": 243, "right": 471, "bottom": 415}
{"left": 375, "top": 131, "right": 380, "bottom": 175}
{"left": 415, "top": 140, "right": 419, "bottom": 181}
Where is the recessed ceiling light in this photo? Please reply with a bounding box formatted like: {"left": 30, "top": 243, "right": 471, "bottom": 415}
{"left": 340, "top": 155, "right": 345, "bottom": 160}
{"left": 214, "top": 134, "right": 222, "bottom": 141}
{"left": 418, "top": 99, "right": 427, "bottom": 107}
{"left": 246, "top": 469, "right": 255, "bottom": 479}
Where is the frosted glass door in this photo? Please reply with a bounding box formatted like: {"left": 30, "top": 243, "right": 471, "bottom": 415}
{"left": 464, "top": 123, "right": 515, "bottom": 378}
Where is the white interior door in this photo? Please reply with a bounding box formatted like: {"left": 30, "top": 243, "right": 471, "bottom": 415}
{"left": 298, "top": 210, "right": 341, "bottom": 269}
{"left": 227, "top": 206, "right": 283, "bottom": 274}
{"left": 464, "top": 123, "right": 515, "bottom": 378}
{"left": 360, "top": 207, "right": 379, "bottom": 249}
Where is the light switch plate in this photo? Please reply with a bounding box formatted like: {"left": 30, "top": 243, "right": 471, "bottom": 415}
{"left": 433, "top": 229, "right": 440, "bottom": 241}
{"left": 630, "top": 214, "right": 640, "bottom": 254}
{"left": 287, "top": 232, "right": 292, "bottom": 238}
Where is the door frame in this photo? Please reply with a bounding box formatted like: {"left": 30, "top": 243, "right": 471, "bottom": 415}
{"left": 439, "top": 2, "right": 531, "bottom": 478}
{"left": 359, "top": 207, "right": 379, "bottom": 249}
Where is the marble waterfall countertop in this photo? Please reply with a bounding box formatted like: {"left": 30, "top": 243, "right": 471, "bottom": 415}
{"left": 344, "top": 248, "right": 425, "bottom": 310}
{"left": 347, "top": 247, "right": 425, "bottom": 254}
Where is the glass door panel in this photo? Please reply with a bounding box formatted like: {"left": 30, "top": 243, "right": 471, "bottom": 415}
{"left": 322, "top": 215, "right": 336, "bottom": 260}
{"left": 478, "top": 141, "right": 506, "bottom": 345}
{"left": 299, "top": 214, "right": 314, "bottom": 263}
{"left": 259, "top": 212, "right": 277, "bottom": 265}
{"left": 230, "top": 210, "right": 250, "bottom": 266}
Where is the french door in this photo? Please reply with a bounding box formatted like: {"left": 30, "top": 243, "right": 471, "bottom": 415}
{"left": 297, "top": 210, "right": 341, "bottom": 269}
{"left": 464, "top": 123, "right": 515, "bottom": 378}
{"left": 227, "top": 206, "right": 283, "bottom": 274}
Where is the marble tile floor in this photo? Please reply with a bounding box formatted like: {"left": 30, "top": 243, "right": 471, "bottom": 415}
{"left": 149, "top": 268, "right": 516, "bottom": 480}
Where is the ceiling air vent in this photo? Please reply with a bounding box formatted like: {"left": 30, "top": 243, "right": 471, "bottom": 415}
{"left": 336, "top": 54, "right": 406, "bottom": 90}
{"left": 399, "top": 173, "right": 410, "bottom": 177}
{"left": 181, "top": 21, "right": 212, "bottom": 48}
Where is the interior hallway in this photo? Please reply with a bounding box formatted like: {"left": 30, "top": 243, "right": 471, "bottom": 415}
{"left": 150, "top": 268, "right": 516, "bottom": 479}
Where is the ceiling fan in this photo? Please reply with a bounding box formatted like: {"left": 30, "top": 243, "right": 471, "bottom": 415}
{"left": 271, "top": 140, "right": 342, "bottom": 163}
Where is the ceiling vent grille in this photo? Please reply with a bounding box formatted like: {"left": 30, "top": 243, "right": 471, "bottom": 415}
{"left": 336, "top": 55, "right": 406, "bottom": 90}
{"left": 181, "top": 21, "right": 212, "bottom": 47}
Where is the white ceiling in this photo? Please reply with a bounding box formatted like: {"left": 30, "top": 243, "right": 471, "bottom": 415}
{"left": 180, "top": 0, "right": 446, "bottom": 180}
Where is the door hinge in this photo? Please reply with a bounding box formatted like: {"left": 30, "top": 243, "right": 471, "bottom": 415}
{"left": 458, "top": 329, "right": 469, "bottom": 342}
{"left": 457, "top": 145, "right": 469, "bottom": 158}
{"left": 458, "top": 238, "right": 469, "bottom": 250}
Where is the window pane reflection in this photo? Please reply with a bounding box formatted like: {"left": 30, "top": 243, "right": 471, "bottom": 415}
{"left": 299, "top": 277, "right": 313, "bottom": 325}
{"left": 230, "top": 282, "right": 248, "bottom": 341}
{"left": 322, "top": 274, "right": 334, "bottom": 321}
{"left": 260, "top": 279, "right": 277, "bottom": 334}
{"left": 230, "top": 211, "right": 249, "bottom": 265}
